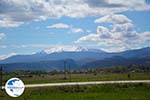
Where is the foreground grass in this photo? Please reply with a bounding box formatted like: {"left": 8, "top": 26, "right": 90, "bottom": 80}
{"left": 3, "top": 72, "right": 150, "bottom": 85}
{"left": 0, "top": 83, "right": 150, "bottom": 100}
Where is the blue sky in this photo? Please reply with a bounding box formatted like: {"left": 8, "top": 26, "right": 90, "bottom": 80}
{"left": 0, "top": 0, "right": 150, "bottom": 59}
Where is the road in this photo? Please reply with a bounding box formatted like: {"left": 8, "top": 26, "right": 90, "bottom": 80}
{"left": 3, "top": 80, "right": 150, "bottom": 89}
{"left": 2, "top": 80, "right": 150, "bottom": 89}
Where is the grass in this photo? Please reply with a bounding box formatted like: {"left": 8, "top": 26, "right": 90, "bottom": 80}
{"left": 0, "top": 83, "right": 150, "bottom": 100}
{"left": 1, "top": 72, "right": 149, "bottom": 100}
{"left": 3, "top": 72, "right": 150, "bottom": 85}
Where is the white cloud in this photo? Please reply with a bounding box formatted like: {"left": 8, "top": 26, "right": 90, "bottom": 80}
{"left": 0, "top": 33, "right": 6, "bottom": 40}
{"left": 84, "top": 0, "right": 150, "bottom": 10}
{"left": 75, "top": 33, "right": 100, "bottom": 43}
{"left": 47, "top": 23, "right": 70, "bottom": 29}
{"left": 107, "top": 0, "right": 150, "bottom": 11}
{"left": 70, "top": 28, "right": 84, "bottom": 33}
{"left": 43, "top": 45, "right": 88, "bottom": 54}
{"left": 0, "top": 20, "right": 23, "bottom": 27}
{"left": 97, "top": 26, "right": 111, "bottom": 38}
{"left": 0, "top": 0, "right": 149, "bottom": 27}
{"left": 100, "top": 46, "right": 128, "bottom": 53}
{"left": 111, "top": 23, "right": 138, "bottom": 40}
{"left": 47, "top": 23, "right": 84, "bottom": 33}
{"left": 0, "top": 53, "right": 17, "bottom": 60}
{"left": 95, "top": 14, "right": 132, "bottom": 24}
{"left": 10, "top": 44, "right": 53, "bottom": 49}
{"left": 140, "top": 32, "right": 150, "bottom": 41}
{"left": 76, "top": 14, "right": 150, "bottom": 52}
{"left": 75, "top": 26, "right": 112, "bottom": 43}
{"left": 112, "top": 23, "right": 134, "bottom": 32}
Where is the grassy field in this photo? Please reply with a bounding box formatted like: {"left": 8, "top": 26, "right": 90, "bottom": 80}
{"left": 1, "top": 72, "right": 150, "bottom": 100}
{"left": 0, "top": 83, "right": 150, "bottom": 100}
{"left": 3, "top": 72, "right": 150, "bottom": 85}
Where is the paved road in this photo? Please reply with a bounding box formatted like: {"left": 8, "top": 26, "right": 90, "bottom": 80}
{"left": 2, "top": 80, "right": 150, "bottom": 89}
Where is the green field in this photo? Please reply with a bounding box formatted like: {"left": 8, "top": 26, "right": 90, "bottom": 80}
{"left": 3, "top": 72, "right": 150, "bottom": 85}
{"left": 0, "top": 83, "right": 150, "bottom": 100}
{"left": 1, "top": 72, "right": 150, "bottom": 100}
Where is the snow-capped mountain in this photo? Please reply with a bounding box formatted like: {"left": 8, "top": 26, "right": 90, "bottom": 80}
{"left": 0, "top": 46, "right": 107, "bottom": 64}
{"left": 1, "top": 47, "right": 150, "bottom": 71}
{"left": 38, "top": 46, "right": 105, "bottom": 54}
{"left": 0, "top": 47, "right": 150, "bottom": 65}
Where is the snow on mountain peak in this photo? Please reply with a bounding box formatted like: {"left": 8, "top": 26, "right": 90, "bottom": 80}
{"left": 38, "top": 46, "right": 104, "bottom": 54}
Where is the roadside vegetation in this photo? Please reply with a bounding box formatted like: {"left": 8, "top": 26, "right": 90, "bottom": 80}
{"left": 2, "top": 65, "right": 150, "bottom": 85}
{"left": 0, "top": 65, "right": 150, "bottom": 100}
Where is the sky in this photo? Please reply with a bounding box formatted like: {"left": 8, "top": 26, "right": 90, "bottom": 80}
{"left": 0, "top": 0, "right": 150, "bottom": 59}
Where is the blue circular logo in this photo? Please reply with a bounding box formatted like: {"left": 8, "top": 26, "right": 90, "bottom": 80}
{"left": 5, "top": 78, "right": 25, "bottom": 97}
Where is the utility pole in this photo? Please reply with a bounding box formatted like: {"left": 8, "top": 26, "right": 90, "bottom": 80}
{"left": 68, "top": 64, "right": 71, "bottom": 82}
{"left": 64, "top": 61, "right": 67, "bottom": 80}
{"left": 0, "top": 66, "right": 2, "bottom": 90}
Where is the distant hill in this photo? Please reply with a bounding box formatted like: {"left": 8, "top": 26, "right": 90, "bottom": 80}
{"left": 3, "top": 59, "right": 78, "bottom": 71}
{"left": 83, "top": 56, "right": 150, "bottom": 69}
{"left": 116, "top": 47, "right": 150, "bottom": 58}
{"left": 0, "top": 46, "right": 108, "bottom": 64}
{"left": 0, "top": 47, "right": 150, "bottom": 71}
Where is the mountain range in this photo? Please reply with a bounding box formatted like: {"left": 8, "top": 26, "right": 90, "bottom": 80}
{"left": 1, "top": 46, "right": 150, "bottom": 71}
